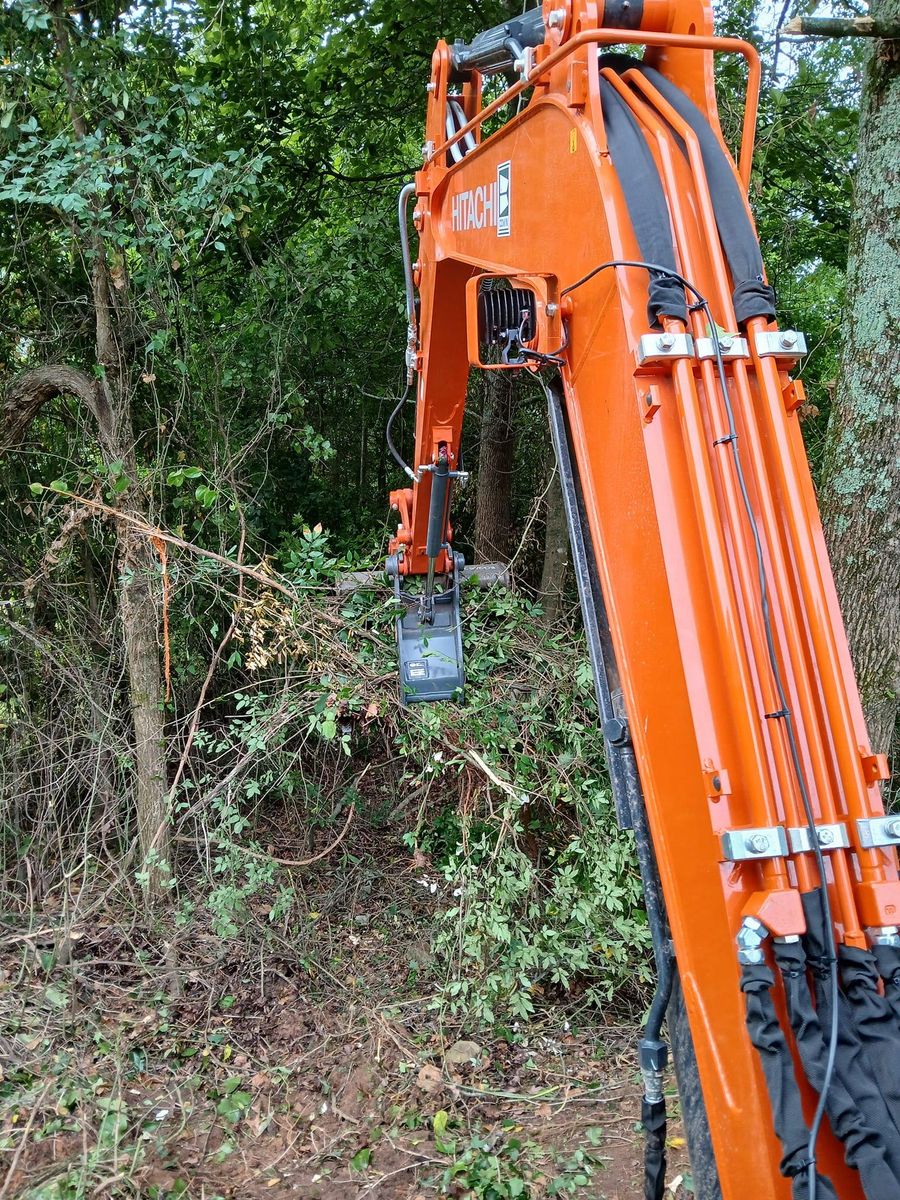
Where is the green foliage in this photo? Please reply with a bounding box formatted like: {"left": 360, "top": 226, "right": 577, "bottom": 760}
{"left": 392, "top": 586, "right": 651, "bottom": 1021}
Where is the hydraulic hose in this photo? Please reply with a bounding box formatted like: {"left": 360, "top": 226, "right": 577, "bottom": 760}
{"left": 386, "top": 385, "right": 415, "bottom": 481}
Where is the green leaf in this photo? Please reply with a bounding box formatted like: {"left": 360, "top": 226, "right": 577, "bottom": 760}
{"left": 433, "top": 1110, "right": 449, "bottom": 1137}
{"left": 349, "top": 1147, "right": 371, "bottom": 1171}
{"left": 28, "top": 483, "right": 43, "bottom": 495}
{"left": 195, "top": 485, "right": 217, "bottom": 507}
{"left": 45, "top": 984, "right": 68, "bottom": 1009}
{"left": 48, "top": 479, "right": 68, "bottom": 493}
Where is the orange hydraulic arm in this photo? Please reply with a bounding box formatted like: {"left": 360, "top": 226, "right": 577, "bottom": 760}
{"left": 383, "top": 2, "right": 900, "bottom": 1196}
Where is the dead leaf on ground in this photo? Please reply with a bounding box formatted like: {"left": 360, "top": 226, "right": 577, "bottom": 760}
{"left": 416, "top": 1063, "right": 443, "bottom": 1094}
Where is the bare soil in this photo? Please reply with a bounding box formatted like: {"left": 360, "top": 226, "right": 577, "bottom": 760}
{"left": 1, "top": 858, "right": 691, "bottom": 1199}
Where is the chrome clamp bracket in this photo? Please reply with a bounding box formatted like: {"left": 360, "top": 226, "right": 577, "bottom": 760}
{"left": 722, "top": 825, "right": 788, "bottom": 862}
{"left": 788, "top": 822, "right": 850, "bottom": 854}
{"left": 754, "top": 330, "right": 807, "bottom": 359}
{"left": 695, "top": 335, "right": 749, "bottom": 361}
{"left": 637, "top": 332, "right": 694, "bottom": 366}
{"left": 857, "top": 816, "right": 900, "bottom": 849}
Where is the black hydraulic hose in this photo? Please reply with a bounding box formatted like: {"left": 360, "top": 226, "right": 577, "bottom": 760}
{"left": 559, "top": 258, "right": 841, "bottom": 1199}
{"left": 386, "top": 385, "right": 415, "bottom": 481}
{"left": 774, "top": 938, "right": 898, "bottom": 1199}
{"left": 639, "top": 953, "right": 676, "bottom": 1200}
{"left": 741, "top": 961, "right": 838, "bottom": 1198}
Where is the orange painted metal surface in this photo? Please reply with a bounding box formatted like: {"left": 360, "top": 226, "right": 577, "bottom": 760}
{"left": 387, "top": 2, "right": 897, "bottom": 1194}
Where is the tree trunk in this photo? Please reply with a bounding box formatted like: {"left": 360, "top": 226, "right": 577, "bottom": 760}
{"left": 819, "top": 5, "right": 900, "bottom": 759}
{"left": 474, "top": 372, "right": 517, "bottom": 563}
{"left": 6, "top": 3, "right": 171, "bottom": 894}
{"left": 120, "top": 522, "right": 169, "bottom": 885}
{"left": 539, "top": 468, "right": 570, "bottom": 624}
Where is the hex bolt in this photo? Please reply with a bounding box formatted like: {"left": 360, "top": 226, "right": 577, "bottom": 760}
{"left": 779, "top": 330, "right": 797, "bottom": 349}
{"left": 747, "top": 833, "right": 771, "bottom": 854}
{"left": 547, "top": 7, "right": 566, "bottom": 29}
{"left": 817, "top": 828, "right": 835, "bottom": 846}
{"left": 719, "top": 335, "right": 734, "bottom": 351}
{"left": 657, "top": 333, "right": 676, "bottom": 352}
{"left": 426, "top": 82, "right": 436, "bottom": 93}
{"left": 546, "top": 302, "right": 559, "bottom": 317}
{"left": 603, "top": 716, "right": 630, "bottom": 747}
{"left": 887, "top": 818, "right": 900, "bottom": 840}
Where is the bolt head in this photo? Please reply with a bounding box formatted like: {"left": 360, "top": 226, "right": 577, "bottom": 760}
{"left": 747, "top": 833, "right": 771, "bottom": 854}
{"left": 887, "top": 819, "right": 900, "bottom": 840}
{"left": 719, "top": 335, "right": 734, "bottom": 351}
{"left": 657, "top": 333, "right": 676, "bottom": 351}
{"left": 546, "top": 302, "right": 558, "bottom": 317}
{"left": 547, "top": 7, "right": 566, "bottom": 29}
{"left": 426, "top": 81, "right": 436, "bottom": 93}
{"left": 779, "top": 331, "right": 797, "bottom": 348}
{"left": 817, "top": 828, "right": 835, "bottom": 846}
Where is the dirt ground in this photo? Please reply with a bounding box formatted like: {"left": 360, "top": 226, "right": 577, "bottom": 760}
{"left": 1, "top": 867, "right": 692, "bottom": 1199}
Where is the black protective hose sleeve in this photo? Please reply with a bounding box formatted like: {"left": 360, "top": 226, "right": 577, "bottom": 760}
{"left": 873, "top": 944, "right": 900, "bottom": 1027}
{"left": 773, "top": 940, "right": 899, "bottom": 1199}
{"left": 840, "top": 946, "right": 900, "bottom": 1136}
{"left": 641, "top": 1098, "right": 667, "bottom": 1200}
{"left": 740, "top": 961, "right": 838, "bottom": 1199}
{"left": 597, "top": 79, "right": 688, "bottom": 326}
{"left": 599, "top": 52, "right": 777, "bottom": 325}
{"left": 802, "top": 891, "right": 900, "bottom": 1179}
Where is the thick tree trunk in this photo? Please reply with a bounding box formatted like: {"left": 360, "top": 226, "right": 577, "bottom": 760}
{"left": 819, "top": 6, "right": 899, "bottom": 759}
{"left": 539, "top": 469, "right": 570, "bottom": 625}
{"left": 474, "top": 373, "right": 517, "bottom": 563}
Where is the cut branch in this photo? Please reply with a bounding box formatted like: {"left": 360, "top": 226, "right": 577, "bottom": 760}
{"left": 784, "top": 15, "right": 900, "bottom": 38}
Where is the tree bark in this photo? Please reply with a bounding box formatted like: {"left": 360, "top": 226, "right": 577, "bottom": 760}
{"left": 3, "top": 366, "right": 170, "bottom": 892}
{"left": 820, "top": 4, "right": 900, "bottom": 759}
{"left": 539, "top": 468, "right": 570, "bottom": 625}
{"left": 474, "top": 372, "right": 517, "bottom": 563}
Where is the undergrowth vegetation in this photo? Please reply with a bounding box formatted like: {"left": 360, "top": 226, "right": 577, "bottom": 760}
{"left": 3, "top": 518, "right": 648, "bottom": 1027}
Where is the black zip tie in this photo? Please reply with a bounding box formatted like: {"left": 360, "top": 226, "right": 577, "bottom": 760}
{"left": 765, "top": 708, "right": 790, "bottom": 720}
{"left": 714, "top": 433, "right": 737, "bottom": 446}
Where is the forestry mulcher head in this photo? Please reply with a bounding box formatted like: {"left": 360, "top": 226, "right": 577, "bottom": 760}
{"left": 386, "top": 549, "right": 465, "bottom": 705}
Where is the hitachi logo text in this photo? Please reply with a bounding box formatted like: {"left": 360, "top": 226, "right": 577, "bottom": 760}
{"left": 451, "top": 162, "right": 511, "bottom": 237}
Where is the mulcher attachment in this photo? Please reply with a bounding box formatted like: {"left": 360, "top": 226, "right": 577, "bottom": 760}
{"left": 387, "top": 551, "right": 465, "bottom": 705}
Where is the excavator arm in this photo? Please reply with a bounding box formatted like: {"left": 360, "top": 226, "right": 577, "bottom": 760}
{"left": 382, "top": 3, "right": 900, "bottom": 1197}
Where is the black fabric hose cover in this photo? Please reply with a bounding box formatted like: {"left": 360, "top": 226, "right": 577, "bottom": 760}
{"left": 599, "top": 53, "right": 777, "bottom": 325}
{"left": 597, "top": 77, "right": 688, "bottom": 327}
{"left": 873, "top": 943, "right": 900, "bottom": 1027}
{"left": 741, "top": 961, "right": 838, "bottom": 1198}
{"left": 840, "top": 945, "right": 900, "bottom": 1136}
{"left": 641, "top": 1098, "right": 667, "bottom": 1200}
{"left": 774, "top": 939, "right": 898, "bottom": 1199}
{"left": 802, "top": 889, "right": 900, "bottom": 1179}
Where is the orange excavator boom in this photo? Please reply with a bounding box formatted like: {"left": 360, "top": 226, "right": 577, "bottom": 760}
{"left": 381, "top": 3, "right": 900, "bottom": 1196}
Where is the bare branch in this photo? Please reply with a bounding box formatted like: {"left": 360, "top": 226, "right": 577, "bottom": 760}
{"left": 2, "top": 364, "right": 113, "bottom": 450}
